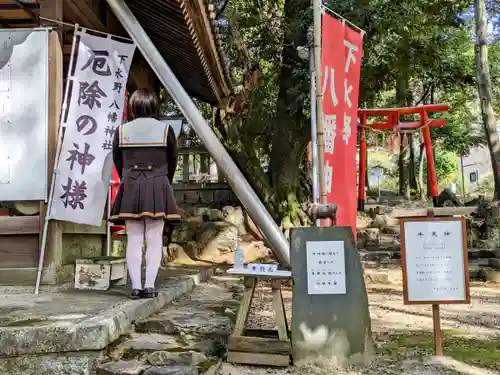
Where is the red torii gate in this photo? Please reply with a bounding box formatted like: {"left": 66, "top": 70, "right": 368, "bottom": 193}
{"left": 357, "top": 104, "right": 449, "bottom": 210}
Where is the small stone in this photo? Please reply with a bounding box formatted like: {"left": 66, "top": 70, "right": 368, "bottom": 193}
{"left": 364, "top": 271, "right": 389, "bottom": 284}
{"left": 143, "top": 366, "right": 198, "bottom": 375}
{"left": 485, "top": 269, "right": 500, "bottom": 282}
{"left": 208, "top": 209, "right": 224, "bottom": 221}
{"left": 146, "top": 351, "right": 171, "bottom": 366}
{"left": 97, "top": 360, "right": 150, "bottom": 375}
{"left": 223, "top": 308, "right": 236, "bottom": 319}
{"left": 146, "top": 351, "right": 207, "bottom": 366}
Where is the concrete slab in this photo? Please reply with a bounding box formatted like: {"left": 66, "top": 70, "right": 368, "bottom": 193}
{"left": 0, "top": 267, "right": 212, "bottom": 358}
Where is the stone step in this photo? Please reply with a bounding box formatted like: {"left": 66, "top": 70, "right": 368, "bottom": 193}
{"left": 135, "top": 307, "right": 232, "bottom": 337}
{"left": 99, "top": 278, "right": 239, "bottom": 375}
{"left": 97, "top": 360, "right": 203, "bottom": 375}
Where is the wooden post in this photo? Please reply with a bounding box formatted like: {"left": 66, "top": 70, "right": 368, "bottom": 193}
{"left": 432, "top": 304, "right": 443, "bottom": 356}
{"left": 39, "top": 0, "right": 64, "bottom": 285}
{"left": 200, "top": 153, "right": 209, "bottom": 175}
{"left": 182, "top": 154, "right": 190, "bottom": 183}
{"left": 426, "top": 208, "right": 443, "bottom": 356}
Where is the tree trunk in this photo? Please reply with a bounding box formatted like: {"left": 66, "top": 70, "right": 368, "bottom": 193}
{"left": 417, "top": 142, "right": 427, "bottom": 201}
{"left": 396, "top": 75, "right": 411, "bottom": 199}
{"left": 398, "top": 133, "right": 410, "bottom": 199}
{"left": 270, "top": 0, "right": 310, "bottom": 227}
{"left": 474, "top": 0, "right": 500, "bottom": 199}
{"left": 408, "top": 133, "right": 418, "bottom": 192}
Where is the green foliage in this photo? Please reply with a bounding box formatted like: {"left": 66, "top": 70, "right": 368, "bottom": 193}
{"left": 476, "top": 171, "right": 494, "bottom": 196}
{"left": 380, "top": 330, "right": 500, "bottom": 369}
{"left": 189, "top": 0, "right": 500, "bottom": 222}
{"left": 433, "top": 151, "right": 460, "bottom": 188}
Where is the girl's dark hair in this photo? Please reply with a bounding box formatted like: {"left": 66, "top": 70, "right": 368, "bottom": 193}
{"left": 128, "top": 88, "right": 160, "bottom": 119}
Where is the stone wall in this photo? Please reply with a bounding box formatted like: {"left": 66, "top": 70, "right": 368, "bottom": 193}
{"left": 110, "top": 205, "right": 253, "bottom": 264}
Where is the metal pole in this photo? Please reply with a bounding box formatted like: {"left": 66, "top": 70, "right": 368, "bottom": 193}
{"left": 313, "top": 0, "right": 327, "bottom": 212}
{"left": 106, "top": 181, "right": 112, "bottom": 257}
{"left": 308, "top": 31, "right": 319, "bottom": 205}
{"left": 308, "top": 30, "right": 321, "bottom": 227}
{"left": 106, "top": 0, "right": 291, "bottom": 268}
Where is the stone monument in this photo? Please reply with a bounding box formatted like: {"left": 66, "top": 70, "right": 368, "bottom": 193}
{"left": 290, "top": 226, "right": 372, "bottom": 365}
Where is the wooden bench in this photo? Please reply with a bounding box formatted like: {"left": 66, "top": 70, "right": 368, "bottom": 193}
{"left": 226, "top": 268, "right": 292, "bottom": 367}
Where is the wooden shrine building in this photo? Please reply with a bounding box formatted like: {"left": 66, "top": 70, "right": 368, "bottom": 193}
{"left": 0, "top": 0, "right": 232, "bottom": 285}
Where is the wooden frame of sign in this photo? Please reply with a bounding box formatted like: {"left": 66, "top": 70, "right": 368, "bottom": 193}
{"left": 400, "top": 215, "right": 470, "bottom": 355}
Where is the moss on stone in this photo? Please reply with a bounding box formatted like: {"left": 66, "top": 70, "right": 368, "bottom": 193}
{"left": 5, "top": 318, "right": 48, "bottom": 327}
{"left": 378, "top": 330, "right": 500, "bottom": 369}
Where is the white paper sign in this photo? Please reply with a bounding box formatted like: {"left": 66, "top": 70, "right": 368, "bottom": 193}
{"left": 306, "top": 241, "right": 346, "bottom": 295}
{"left": 403, "top": 220, "right": 467, "bottom": 303}
{"left": 49, "top": 31, "right": 136, "bottom": 226}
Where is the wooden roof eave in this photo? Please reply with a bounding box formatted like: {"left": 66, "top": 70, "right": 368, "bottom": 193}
{"left": 180, "top": 0, "right": 232, "bottom": 102}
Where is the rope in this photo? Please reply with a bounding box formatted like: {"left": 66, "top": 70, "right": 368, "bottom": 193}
{"left": 358, "top": 120, "right": 432, "bottom": 134}
{"left": 358, "top": 120, "right": 432, "bottom": 151}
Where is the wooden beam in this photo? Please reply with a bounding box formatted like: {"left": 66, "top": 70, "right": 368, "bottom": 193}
{"left": 0, "top": 18, "right": 34, "bottom": 24}
{"left": 63, "top": 0, "right": 105, "bottom": 31}
{"left": 0, "top": 9, "right": 32, "bottom": 19}
{"left": 14, "top": 0, "right": 38, "bottom": 19}
{"left": 390, "top": 207, "right": 478, "bottom": 218}
{"left": 0, "top": 3, "right": 38, "bottom": 10}
{"left": 39, "top": 0, "right": 64, "bottom": 285}
{"left": 62, "top": 220, "right": 107, "bottom": 235}
{"left": 0, "top": 216, "right": 40, "bottom": 235}
{"left": 40, "top": 0, "right": 62, "bottom": 23}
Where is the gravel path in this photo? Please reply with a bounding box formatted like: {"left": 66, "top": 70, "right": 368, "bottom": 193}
{"left": 217, "top": 281, "right": 500, "bottom": 375}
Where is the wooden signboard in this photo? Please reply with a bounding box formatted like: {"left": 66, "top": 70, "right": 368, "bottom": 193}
{"left": 400, "top": 215, "right": 470, "bottom": 355}
{"left": 400, "top": 216, "right": 470, "bottom": 305}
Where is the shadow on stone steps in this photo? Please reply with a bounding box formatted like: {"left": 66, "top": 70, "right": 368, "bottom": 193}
{"left": 97, "top": 279, "right": 240, "bottom": 375}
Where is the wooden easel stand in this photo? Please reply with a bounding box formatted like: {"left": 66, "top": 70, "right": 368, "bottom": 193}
{"left": 227, "top": 274, "right": 291, "bottom": 366}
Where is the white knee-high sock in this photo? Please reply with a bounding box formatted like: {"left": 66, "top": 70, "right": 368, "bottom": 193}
{"left": 126, "top": 220, "right": 145, "bottom": 290}
{"left": 144, "top": 218, "right": 164, "bottom": 289}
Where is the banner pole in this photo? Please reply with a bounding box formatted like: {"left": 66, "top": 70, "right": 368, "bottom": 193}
{"left": 308, "top": 30, "right": 321, "bottom": 227}
{"left": 35, "top": 24, "right": 79, "bottom": 294}
{"left": 308, "top": 30, "right": 318, "bottom": 204}
{"left": 106, "top": 181, "right": 112, "bottom": 257}
{"left": 313, "top": 0, "right": 327, "bottom": 221}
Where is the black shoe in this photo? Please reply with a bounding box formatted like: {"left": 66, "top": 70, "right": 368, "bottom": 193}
{"left": 130, "top": 289, "right": 142, "bottom": 300}
{"left": 141, "top": 287, "right": 158, "bottom": 299}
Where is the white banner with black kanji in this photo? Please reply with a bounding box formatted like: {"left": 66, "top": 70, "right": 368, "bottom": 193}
{"left": 49, "top": 30, "right": 135, "bottom": 226}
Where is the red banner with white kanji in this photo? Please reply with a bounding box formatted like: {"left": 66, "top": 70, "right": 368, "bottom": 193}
{"left": 321, "top": 14, "right": 363, "bottom": 236}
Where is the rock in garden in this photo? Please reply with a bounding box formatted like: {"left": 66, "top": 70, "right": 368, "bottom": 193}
{"left": 147, "top": 351, "right": 207, "bottom": 366}
{"left": 97, "top": 360, "right": 150, "bottom": 375}
{"left": 143, "top": 366, "right": 198, "bottom": 375}
{"left": 136, "top": 307, "right": 232, "bottom": 337}
{"left": 197, "top": 222, "right": 238, "bottom": 254}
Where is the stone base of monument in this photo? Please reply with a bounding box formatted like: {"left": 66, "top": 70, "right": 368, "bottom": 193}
{"left": 290, "top": 227, "right": 373, "bottom": 365}
{"left": 226, "top": 269, "right": 292, "bottom": 367}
